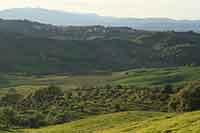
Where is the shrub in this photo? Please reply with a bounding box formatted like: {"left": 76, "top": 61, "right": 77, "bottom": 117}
{"left": 168, "top": 81, "right": 200, "bottom": 112}
{"left": 0, "top": 92, "right": 22, "bottom": 107}
{"left": 17, "top": 111, "right": 47, "bottom": 128}
{"left": 0, "top": 107, "right": 18, "bottom": 128}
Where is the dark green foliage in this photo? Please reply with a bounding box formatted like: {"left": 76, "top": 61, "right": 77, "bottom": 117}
{"left": 32, "top": 85, "right": 63, "bottom": 103}
{"left": 161, "top": 84, "right": 174, "bottom": 93}
{"left": 53, "top": 111, "right": 81, "bottom": 124}
{"left": 168, "top": 81, "right": 200, "bottom": 112}
{"left": 20, "top": 85, "right": 65, "bottom": 110}
{"left": 0, "top": 91, "right": 22, "bottom": 107}
{"left": 1, "top": 20, "right": 200, "bottom": 74}
{"left": 0, "top": 107, "right": 17, "bottom": 128}
{"left": 0, "top": 81, "right": 200, "bottom": 129}
{"left": 17, "top": 111, "right": 47, "bottom": 128}
{"left": 0, "top": 85, "right": 172, "bottom": 128}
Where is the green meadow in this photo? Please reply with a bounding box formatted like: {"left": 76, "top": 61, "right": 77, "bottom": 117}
{"left": 22, "top": 111, "right": 200, "bottom": 133}
{"left": 1, "top": 66, "right": 200, "bottom": 94}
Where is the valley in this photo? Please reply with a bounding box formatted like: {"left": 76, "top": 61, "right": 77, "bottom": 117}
{"left": 0, "top": 19, "right": 200, "bottom": 133}
{"left": 1, "top": 66, "right": 200, "bottom": 96}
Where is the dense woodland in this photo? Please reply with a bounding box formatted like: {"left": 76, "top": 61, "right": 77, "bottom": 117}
{"left": 0, "top": 20, "right": 200, "bottom": 74}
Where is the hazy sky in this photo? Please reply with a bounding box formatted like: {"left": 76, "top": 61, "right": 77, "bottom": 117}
{"left": 1, "top": 0, "right": 200, "bottom": 19}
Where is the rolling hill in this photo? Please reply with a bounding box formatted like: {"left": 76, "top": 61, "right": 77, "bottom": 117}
{"left": 22, "top": 111, "right": 200, "bottom": 133}
{"left": 0, "top": 66, "right": 200, "bottom": 91}
{"left": 0, "top": 65, "right": 200, "bottom": 132}
{"left": 0, "top": 10, "right": 200, "bottom": 133}
{"left": 1, "top": 20, "right": 200, "bottom": 74}
{"left": 113, "top": 66, "right": 200, "bottom": 86}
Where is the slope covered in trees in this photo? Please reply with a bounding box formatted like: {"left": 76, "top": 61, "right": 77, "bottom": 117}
{"left": 0, "top": 80, "right": 200, "bottom": 129}
{"left": 0, "top": 19, "right": 200, "bottom": 74}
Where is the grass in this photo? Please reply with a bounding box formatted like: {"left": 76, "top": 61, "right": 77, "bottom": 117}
{"left": 113, "top": 66, "right": 200, "bottom": 87}
{"left": 22, "top": 111, "right": 166, "bottom": 133}
{"left": 104, "top": 111, "right": 200, "bottom": 133}
{"left": 0, "top": 73, "right": 118, "bottom": 97}
{"left": 1, "top": 66, "right": 200, "bottom": 97}
{"left": 20, "top": 111, "right": 200, "bottom": 133}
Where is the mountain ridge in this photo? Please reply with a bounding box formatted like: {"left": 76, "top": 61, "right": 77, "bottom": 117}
{"left": 1, "top": 8, "right": 200, "bottom": 32}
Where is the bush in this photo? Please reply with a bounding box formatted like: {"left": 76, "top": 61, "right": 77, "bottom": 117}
{"left": 168, "top": 81, "right": 200, "bottom": 112}
{"left": 0, "top": 92, "right": 22, "bottom": 107}
{"left": 33, "top": 85, "right": 64, "bottom": 103}
{"left": 54, "top": 111, "right": 81, "bottom": 124}
{"left": 0, "top": 107, "right": 18, "bottom": 128}
{"left": 17, "top": 111, "right": 47, "bottom": 128}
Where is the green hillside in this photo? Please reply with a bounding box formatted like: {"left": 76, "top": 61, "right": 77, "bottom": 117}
{"left": 22, "top": 111, "right": 167, "bottom": 133}
{"left": 0, "top": 78, "right": 199, "bottom": 131}
{"left": 1, "top": 66, "right": 200, "bottom": 101}
{"left": 1, "top": 20, "right": 200, "bottom": 74}
{"left": 0, "top": 20, "right": 200, "bottom": 133}
{"left": 22, "top": 111, "right": 200, "bottom": 133}
{"left": 0, "top": 66, "right": 200, "bottom": 91}
{"left": 114, "top": 66, "right": 200, "bottom": 87}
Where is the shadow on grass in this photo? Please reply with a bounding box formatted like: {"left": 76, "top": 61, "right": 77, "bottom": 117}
{"left": 0, "top": 127, "right": 24, "bottom": 133}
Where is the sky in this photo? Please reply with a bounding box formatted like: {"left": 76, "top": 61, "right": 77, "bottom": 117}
{"left": 0, "top": 0, "right": 200, "bottom": 20}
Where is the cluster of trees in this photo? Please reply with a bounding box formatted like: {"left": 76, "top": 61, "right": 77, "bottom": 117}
{"left": 168, "top": 81, "right": 200, "bottom": 112}
{"left": 1, "top": 27, "right": 200, "bottom": 74}
{"left": 0, "top": 82, "right": 200, "bottom": 129}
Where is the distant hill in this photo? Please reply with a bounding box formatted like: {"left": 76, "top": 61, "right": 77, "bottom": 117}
{"left": 0, "top": 8, "right": 200, "bottom": 32}
{"left": 0, "top": 19, "right": 200, "bottom": 74}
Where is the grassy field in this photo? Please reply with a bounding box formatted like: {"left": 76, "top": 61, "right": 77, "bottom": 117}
{"left": 0, "top": 73, "right": 118, "bottom": 97}
{"left": 21, "top": 111, "right": 200, "bottom": 133}
{"left": 1, "top": 66, "right": 200, "bottom": 97}
{"left": 22, "top": 111, "right": 166, "bottom": 133}
{"left": 113, "top": 66, "right": 200, "bottom": 86}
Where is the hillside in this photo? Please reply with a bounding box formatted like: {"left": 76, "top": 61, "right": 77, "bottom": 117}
{"left": 114, "top": 66, "right": 200, "bottom": 86}
{"left": 0, "top": 19, "right": 200, "bottom": 133}
{"left": 0, "top": 77, "right": 199, "bottom": 129}
{"left": 22, "top": 111, "right": 200, "bottom": 133}
{"left": 0, "top": 67, "right": 200, "bottom": 132}
{"left": 1, "top": 20, "right": 200, "bottom": 74}
{"left": 22, "top": 111, "right": 167, "bottom": 133}
{"left": 0, "top": 66, "right": 200, "bottom": 92}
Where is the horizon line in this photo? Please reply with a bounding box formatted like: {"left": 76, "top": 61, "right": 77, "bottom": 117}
{"left": 1, "top": 7, "right": 200, "bottom": 21}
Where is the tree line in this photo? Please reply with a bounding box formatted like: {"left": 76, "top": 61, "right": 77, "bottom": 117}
{"left": 0, "top": 81, "right": 200, "bottom": 129}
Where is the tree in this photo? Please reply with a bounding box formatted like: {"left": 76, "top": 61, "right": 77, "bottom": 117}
{"left": 0, "top": 92, "right": 22, "bottom": 107}
{"left": 168, "top": 81, "right": 200, "bottom": 112}
{"left": 32, "top": 85, "right": 64, "bottom": 104}
{"left": 18, "top": 111, "right": 46, "bottom": 128}
{"left": 162, "top": 84, "right": 173, "bottom": 94}
{"left": 0, "top": 107, "right": 17, "bottom": 128}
